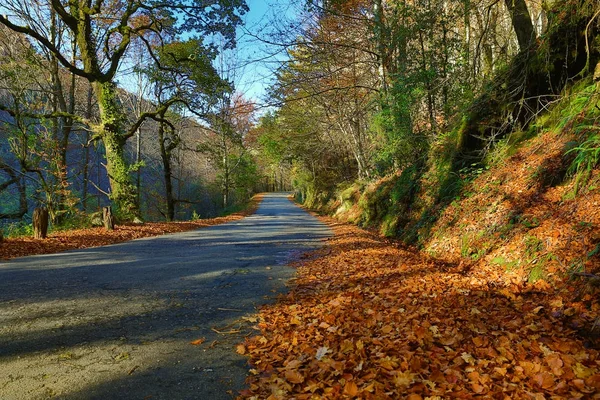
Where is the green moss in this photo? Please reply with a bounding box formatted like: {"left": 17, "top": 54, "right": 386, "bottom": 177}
{"left": 492, "top": 256, "right": 520, "bottom": 271}
{"left": 93, "top": 81, "right": 139, "bottom": 221}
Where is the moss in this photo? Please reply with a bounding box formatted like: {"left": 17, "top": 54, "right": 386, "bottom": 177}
{"left": 93, "top": 81, "right": 139, "bottom": 221}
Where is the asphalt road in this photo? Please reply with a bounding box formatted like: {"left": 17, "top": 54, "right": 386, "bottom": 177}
{"left": 0, "top": 193, "right": 331, "bottom": 400}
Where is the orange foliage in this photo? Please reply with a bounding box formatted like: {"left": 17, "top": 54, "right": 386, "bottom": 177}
{"left": 239, "top": 219, "right": 600, "bottom": 399}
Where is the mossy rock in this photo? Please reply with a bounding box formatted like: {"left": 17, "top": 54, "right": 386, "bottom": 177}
{"left": 89, "top": 212, "right": 104, "bottom": 227}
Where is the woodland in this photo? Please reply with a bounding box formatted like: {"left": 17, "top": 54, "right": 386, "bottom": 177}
{"left": 0, "top": 0, "right": 264, "bottom": 231}
{"left": 1, "top": 0, "right": 600, "bottom": 398}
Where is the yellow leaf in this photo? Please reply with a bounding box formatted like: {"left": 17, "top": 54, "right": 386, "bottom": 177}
{"left": 236, "top": 344, "right": 246, "bottom": 355}
{"left": 381, "top": 325, "right": 393, "bottom": 334}
{"left": 393, "top": 371, "right": 415, "bottom": 388}
{"left": 574, "top": 362, "right": 594, "bottom": 379}
{"left": 461, "top": 352, "right": 476, "bottom": 365}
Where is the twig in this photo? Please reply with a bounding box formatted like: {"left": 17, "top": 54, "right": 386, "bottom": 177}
{"left": 217, "top": 307, "right": 242, "bottom": 311}
{"left": 573, "top": 272, "right": 599, "bottom": 279}
{"left": 211, "top": 327, "right": 241, "bottom": 334}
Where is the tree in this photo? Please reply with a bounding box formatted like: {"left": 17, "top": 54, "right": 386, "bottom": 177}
{"left": 143, "top": 39, "right": 227, "bottom": 220}
{"left": 198, "top": 93, "right": 256, "bottom": 208}
{"left": 0, "top": 0, "right": 247, "bottom": 220}
{"left": 504, "top": 0, "right": 536, "bottom": 51}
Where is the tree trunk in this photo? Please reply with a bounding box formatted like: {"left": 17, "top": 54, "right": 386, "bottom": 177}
{"left": 373, "top": 0, "right": 388, "bottom": 95}
{"left": 136, "top": 128, "right": 142, "bottom": 209}
{"left": 102, "top": 206, "right": 114, "bottom": 230}
{"left": 504, "top": 0, "right": 536, "bottom": 51}
{"left": 221, "top": 134, "right": 230, "bottom": 209}
{"left": 82, "top": 84, "right": 93, "bottom": 212}
{"left": 94, "top": 81, "right": 139, "bottom": 221}
{"left": 33, "top": 207, "right": 49, "bottom": 239}
{"left": 158, "top": 123, "right": 175, "bottom": 222}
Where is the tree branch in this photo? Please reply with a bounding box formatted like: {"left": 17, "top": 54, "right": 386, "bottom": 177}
{"left": 0, "top": 103, "right": 89, "bottom": 124}
{"left": 0, "top": 14, "right": 91, "bottom": 80}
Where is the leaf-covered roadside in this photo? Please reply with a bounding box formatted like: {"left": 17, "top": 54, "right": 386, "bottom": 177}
{"left": 239, "top": 220, "right": 600, "bottom": 399}
{"left": 0, "top": 195, "right": 262, "bottom": 261}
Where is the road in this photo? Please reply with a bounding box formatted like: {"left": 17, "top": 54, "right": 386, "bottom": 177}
{"left": 0, "top": 193, "right": 331, "bottom": 400}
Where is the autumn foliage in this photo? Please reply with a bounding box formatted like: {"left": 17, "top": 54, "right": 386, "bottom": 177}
{"left": 239, "top": 219, "right": 600, "bottom": 399}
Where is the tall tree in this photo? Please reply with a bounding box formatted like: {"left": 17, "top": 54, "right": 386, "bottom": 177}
{"left": 504, "top": 0, "right": 536, "bottom": 51}
{"left": 144, "top": 39, "right": 227, "bottom": 220}
{"left": 0, "top": 0, "right": 247, "bottom": 219}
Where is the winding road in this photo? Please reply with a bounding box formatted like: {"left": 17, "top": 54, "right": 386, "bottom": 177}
{"left": 0, "top": 193, "right": 331, "bottom": 399}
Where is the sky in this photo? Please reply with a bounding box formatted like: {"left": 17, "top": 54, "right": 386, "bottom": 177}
{"left": 230, "top": 0, "right": 303, "bottom": 107}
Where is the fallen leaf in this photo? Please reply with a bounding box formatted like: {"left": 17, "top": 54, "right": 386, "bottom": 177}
{"left": 461, "top": 352, "right": 476, "bottom": 365}
{"left": 285, "top": 369, "right": 304, "bottom": 384}
{"left": 315, "top": 346, "right": 329, "bottom": 360}
{"left": 343, "top": 381, "right": 359, "bottom": 396}
{"left": 236, "top": 344, "right": 246, "bottom": 354}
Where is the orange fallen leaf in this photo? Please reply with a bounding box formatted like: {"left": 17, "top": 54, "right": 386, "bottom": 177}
{"left": 236, "top": 344, "right": 246, "bottom": 354}
{"left": 534, "top": 372, "right": 554, "bottom": 389}
{"left": 381, "top": 324, "right": 393, "bottom": 334}
{"left": 343, "top": 381, "right": 359, "bottom": 396}
{"left": 285, "top": 369, "right": 304, "bottom": 384}
{"left": 190, "top": 338, "right": 205, "bottom": 346}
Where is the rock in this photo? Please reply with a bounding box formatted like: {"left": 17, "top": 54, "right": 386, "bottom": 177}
{"left": 89, "top": 212, "right": 103, "bottom": 227}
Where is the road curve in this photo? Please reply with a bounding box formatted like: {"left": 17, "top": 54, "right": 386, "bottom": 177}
{"left": 0, "top": 193, "right": 331, "bottom": 400}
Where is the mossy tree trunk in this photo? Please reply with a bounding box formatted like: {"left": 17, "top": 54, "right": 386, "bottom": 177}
{"left": 94, "top": 81, "right": 139, "bottom": 220}
{"left": 102, "top": 206, "right": 115, "bottom": 230}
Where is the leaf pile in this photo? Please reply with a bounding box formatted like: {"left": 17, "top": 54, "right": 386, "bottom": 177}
{"left": 240, "top": 220, "right": 600, "bottom": 399}
{"left": 0, "top": 195, "right": 262, "bottom": 261}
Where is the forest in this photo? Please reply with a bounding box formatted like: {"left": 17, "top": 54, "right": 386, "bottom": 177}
{"left": 0, "top": 0, "right": 268, "bottom": 233}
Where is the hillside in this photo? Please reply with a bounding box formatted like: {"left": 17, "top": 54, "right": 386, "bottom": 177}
{"left": 316, "top": 77, "right": 600, "bottom": 332}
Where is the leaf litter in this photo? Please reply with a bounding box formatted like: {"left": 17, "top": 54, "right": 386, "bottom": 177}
{"left": 239, "top": 219, "right": 600, "bottom": 399}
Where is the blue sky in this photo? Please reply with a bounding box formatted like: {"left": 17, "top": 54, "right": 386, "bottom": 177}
{"left": 231, "top": 0, "right": 302, "bottom": 106}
